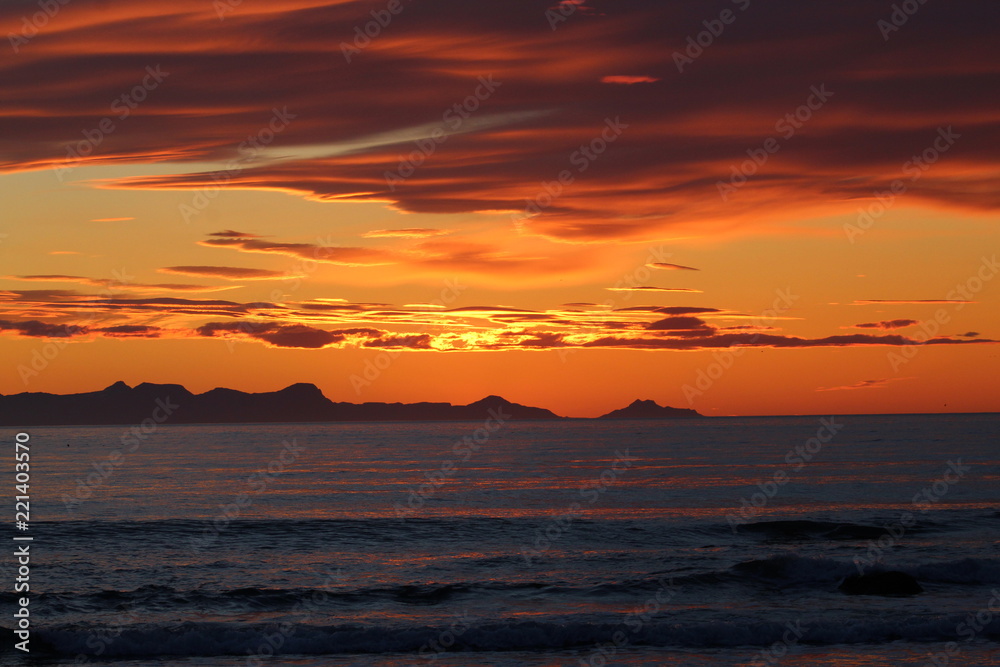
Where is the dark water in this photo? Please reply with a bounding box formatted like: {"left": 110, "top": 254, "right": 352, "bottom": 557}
{"left": 4, "top": 414, "right": 1000, "bottom": 665}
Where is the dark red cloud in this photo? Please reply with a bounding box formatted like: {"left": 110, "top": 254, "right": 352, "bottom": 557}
{"left": 647, "top": 316, "right": 711, "bottom": 330}
{"left": 196, "top": 321, "right": 378, "bottom": 349}
{"left": 581, "top": 333, "right": 996, "bottom": 350}
{"left": 96, "top": 325, "right": 162, "bottom": 338}
{"left": 853, "top": 319, "right": 919, "bottom": 330}
{"left": 361, "top": 228, "right": 450, "bottom": 238}
{"left": 0, "top": 319, "right": 85, "bottom": 338}
{"left": 854, "top": 300, "right": 974, "bottom": 305}
{"left": 648, "top": 263, "right": 699, "bottom": 271}
{"left": 815, "top": 377, "right": 913, "bottom": 392}
{"left": 3, "top": 274, "right": 236, "bottom": 293}
{"left": 159, "top": 266, "right": 302, "bottom": 280}
{"left": 0, "top": 287, "right": 995, "bottom": 351}
{"left": 0, "top": 0, "right": 993, "bottom": 243}
{"left": 207, "top": 230, "right": 264, "bottom": 238}
{"left": 363, "top": 334, "right": 434, "bottom": 349}
{"left": 655, "top": 306, "right": 722, "bottom": 315}
{"left": 199, "top": 238, "right": 395, "bottom": 266}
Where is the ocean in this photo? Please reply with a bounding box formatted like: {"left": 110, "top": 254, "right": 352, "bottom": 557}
{"left": 6, "top": 413, "right": 1000, "bottom": 665}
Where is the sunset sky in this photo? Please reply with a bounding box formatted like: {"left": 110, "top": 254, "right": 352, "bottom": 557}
{"left": 1, "top": 0, "right": 997, "bottom": 416}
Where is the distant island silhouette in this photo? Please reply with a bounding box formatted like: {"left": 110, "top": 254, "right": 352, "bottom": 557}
{"left": 597, "top": 399, "right": 701, "bottom": 420}
{"left": 0, "top": 382, "right": 703, "bottom": 426}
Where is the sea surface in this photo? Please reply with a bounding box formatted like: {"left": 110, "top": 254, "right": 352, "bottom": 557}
{"left": 4, "top": 413, "right": 1000, "bottom": 665}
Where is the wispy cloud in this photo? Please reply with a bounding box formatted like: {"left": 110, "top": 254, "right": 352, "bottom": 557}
{"left": 815, "top": 377, "right": 915, "bottom": 392}
{"left": 853, "top": 300, "right": 975, "bottom": 305}
{"left": 851, "top": 319, "right": 920, "bottom": 330}
{"left": 600, "top": 75, "right": 660, "bottom": 85}
{"left": 606, "top": 287, "right": 702, "bottom": 293}
{"left": 361, "top": 228, "right": 451, "bottom": 239}
{"left": 0, "top": 1, "right": 991, "bottom": 246}
{"left": 0, "top": 289, "right": 993, "bottom": 351}
{"left": 648, "top": 263, "right": 699, "bottom": 271}
{"left": 3, "top": 275, "right": 239, "bottom": 293}
{"left": 159, "top": 266, "right": 304, "bottom": 281}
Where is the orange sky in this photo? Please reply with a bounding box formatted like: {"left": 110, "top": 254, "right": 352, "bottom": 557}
{"left": 1, "top": 0, "right": 998, "bottom": 416}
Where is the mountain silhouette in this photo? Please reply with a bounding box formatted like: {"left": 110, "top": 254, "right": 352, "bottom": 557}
{"left": 0, "top": 382, "right": 562, "bottom": 426}
{"left": 0, "top": 384, "right": 704, "bottom": 426}
{"left": 597, "top": 399, "right": 701, "bottom": 420}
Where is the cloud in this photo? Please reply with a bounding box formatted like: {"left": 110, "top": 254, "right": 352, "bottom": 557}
{"left": 363, "top": 334, "right": 434, "bottom": 349}
{"left": 656, "top": 306, "right": 722, "bottom": 315}
{"left": 853, "top": 300, "right": 975, "bottom": 305}
{"left": 600, "top": 75, "right": 660, "bottom": 84}
{"left": 648, "top": 263, "right": 699, "bottom": 271}
{"left": 192, "top": 230, "right": 594, "bottom": 279}
{"left": 815, "top": 377, "right": 914, "bottom": 392}
{"left": 0, "top": 319, "right": 86, "bottom": 338}
{"left": 253, "top": 325, "right": 349, "bottom": 349}
{"left": 0, "top": 285, "right": 995, "bottom": 353}
{"left": 647, "top": 316, "right": 711, "bottom": 330}
{"left": 95, "top": 325, "right": 162, "bottom": 338}
{"left": 196, "top": 322, "right": 381, "bottom": 349}
{"left": 0, "top": 0, "right": 993, "bottom": 246}
{"left": 852, "top": 319, "right": 920, "bottom": 330}
{"left": 159, "top": 266, "right": 303, "bottom": 281}
{"left": 361, "top": 228, "right": 451, "bottom": 238}
{"left": 3, "top": 274, "right": 240, "bottom": 293}
{"left": 606, "top": 287, "right": 702, "bottom": 293}
{"left": 579, "top": 333, "right": 999, "bottom": 350}
{"left": 519, "top": 332, "right": 568, "bottom": 348}
{"left": 208, "top": 230, "right": 264, "bottom": 238}
{"left": 199, "top": 237, "right": 396, "bottom": 266}
{"left": 647, "top": 316, "right": 715, "bottom": 337}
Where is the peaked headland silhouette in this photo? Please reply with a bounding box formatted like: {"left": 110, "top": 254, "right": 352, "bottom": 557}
{"left": 597, "top": 399, "right": 701, "bottom": 420}
{"left": 0, "top": 382, "right": 704, "bottom": 426}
